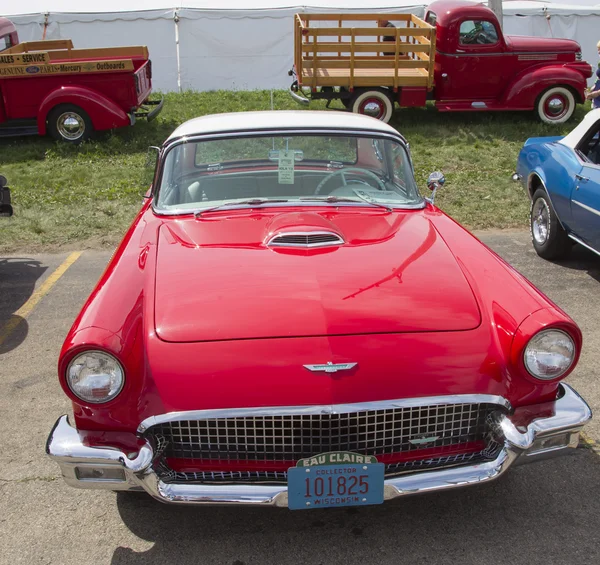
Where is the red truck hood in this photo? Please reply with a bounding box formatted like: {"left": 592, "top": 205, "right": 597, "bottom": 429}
{"left": 154, "top": 209, "right": 480, "bottom": 342}
{"left": 505, "top": 35, "right": 579, "bottom": 53}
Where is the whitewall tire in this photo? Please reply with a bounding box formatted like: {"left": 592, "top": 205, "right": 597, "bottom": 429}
{"left": 350, "top": 89, "right": 394, "bottom": 123}
{"left": 536, "top": 87, "right": 576, "bottom": 124}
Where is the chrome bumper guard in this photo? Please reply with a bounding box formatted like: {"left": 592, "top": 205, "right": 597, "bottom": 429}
{"left": 289, "top": 83, "right": 310, "bottom": 106}
{"left": 46, "top": 384, "right": 592, "bottom": 506}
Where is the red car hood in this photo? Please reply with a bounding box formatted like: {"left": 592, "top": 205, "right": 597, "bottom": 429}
{"left": 154, "top": 209, "right": 481, "bottom": 342}
{"left": 505, "top": 35, "right": 579, "bottom": 53}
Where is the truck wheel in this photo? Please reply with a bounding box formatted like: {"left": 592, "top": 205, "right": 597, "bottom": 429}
{"left": 536, "top": 87, "right": 575, "bottom": 124}
{"left": 530, "top": 188, "right": 571, "bottom": 259}
{"left": 47, "top": 105, "right": 93, "bottom": 143}
{"left": 350, "top": 89, "right": 394, "bottom": 123}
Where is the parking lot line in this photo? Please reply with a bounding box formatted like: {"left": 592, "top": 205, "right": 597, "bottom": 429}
{"left": 0, "top": 251, "right": 83, "bottom": 347}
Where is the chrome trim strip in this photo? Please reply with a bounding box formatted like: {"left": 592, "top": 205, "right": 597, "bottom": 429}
{"left": 46, "top": 384, "right": 592, "bottom": 504}
{"left": 572, "top": 199, "right": 600, "bottom": 218}
{"left": 136, "top": 394, "right": 513, "bottom": 433}
{"left": 266, "top": 230, "right": 344, "bottom": 248}
{"left": 568, "top": 233, "right": 600, "bottom": 257}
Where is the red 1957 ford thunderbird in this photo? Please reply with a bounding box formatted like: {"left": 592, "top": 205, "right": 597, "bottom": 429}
{"left": 47, "top": 111, "right": 591, "bottom": 509}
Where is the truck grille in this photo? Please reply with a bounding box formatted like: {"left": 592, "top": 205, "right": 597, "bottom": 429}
{"left": 146, "top": 402, "right": 501, "bottom": 466}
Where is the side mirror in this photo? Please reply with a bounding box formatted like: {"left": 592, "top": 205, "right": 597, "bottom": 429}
{"left": 142, "top": 146, "right": 160, "bottom": 196}
{"left": 426, "top": 171, "right": 445, "bottom": 205}
{"left": 427, "top": 171, "right": 445, "bottom": 191}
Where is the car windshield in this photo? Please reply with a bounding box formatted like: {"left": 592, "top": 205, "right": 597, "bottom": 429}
{"left": 154, "top": 133, "right": 423, "bottom": 213}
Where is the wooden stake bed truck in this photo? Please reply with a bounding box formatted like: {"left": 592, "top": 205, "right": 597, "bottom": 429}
{"left": 289, "top": 0, "right": 592, "bottom": 124}
{"left": 0, "top": 17, "right": 162, "bottom": 142}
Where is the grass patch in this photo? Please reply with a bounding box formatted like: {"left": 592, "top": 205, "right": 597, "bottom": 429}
{"left": 0, "top": 90, "right": 589, "bottom": 253}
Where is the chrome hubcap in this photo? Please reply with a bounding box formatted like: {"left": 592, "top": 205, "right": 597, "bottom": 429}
{"left": 57, "top": 112, "right": 85, "bottom": 141}
{"left": 532, "top": 198, "right": 550, "bottom": 244}
{"left": 547, "top": 97, "right": 565, "bottom": 117}
{"left": 363, "top": 101, "right": 383, "bottom": 118}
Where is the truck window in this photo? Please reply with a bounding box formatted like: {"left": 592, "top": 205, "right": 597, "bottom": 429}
{"left": 425, "top": 12, "right": 437, "bottom": 26}
{"left": 0, "top": 34, "right": 13, "bottom": 52}
{"left": 459, "top": 20, "right": 499, "bottom": 45}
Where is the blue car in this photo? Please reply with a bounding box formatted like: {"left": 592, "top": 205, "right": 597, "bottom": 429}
{"left": 516, "top": 109, "right": 600, "bottom": 259}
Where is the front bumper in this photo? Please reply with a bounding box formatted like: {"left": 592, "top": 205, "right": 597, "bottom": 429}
{"left": 46, "top": 383, "right": 592, "bottom": 506}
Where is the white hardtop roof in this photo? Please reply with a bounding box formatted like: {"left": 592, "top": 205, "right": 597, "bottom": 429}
{"left": 167, "top": 110, "right": 402, "bottom": 141}
{"left": 559, "top": 109, "right": 600, "bottom": 149}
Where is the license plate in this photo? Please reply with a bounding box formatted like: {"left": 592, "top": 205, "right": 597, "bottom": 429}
{"left": 287, "top": 461, "right": 384, "bottom": 510}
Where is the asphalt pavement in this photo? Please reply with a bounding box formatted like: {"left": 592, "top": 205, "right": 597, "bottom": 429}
{"left": 0, "top": 231, "right": 599, "bottom": 565}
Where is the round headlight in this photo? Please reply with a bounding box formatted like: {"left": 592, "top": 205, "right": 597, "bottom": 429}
{"left": 523, "top": 329, "right": 575, "bottom": 380}
{"left": 66, "top": 351, "right": 124, "bottom": 403}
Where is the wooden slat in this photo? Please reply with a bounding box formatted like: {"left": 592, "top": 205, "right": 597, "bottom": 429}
{"left": 303, "top": 59, "right": 426, "bottom": 69}
{"left": 350, "top": 28, "right": 355, "bottom": 90}
{"left": 312, "top": 31, "right": 317, "bottom": 88}
{"left": 428, "top": 26, "right": 436, "bottom": 88}
{"left": 394, "top": 27, "right": 399, "bottom": 90}
{"left": 45, "top": 46, "right": 148, "bottom": 61}
{"left": 409, "top": 14, "right": 432, "bottom": 29}
{"left": 303, "top": 43, "right": 429, "bottom": 54}
{"left": 301, "top": 13, "right": 413, "bottom": 22}
{"left": 6, "top": 39, "right": 74, "bottom": 53}
{"left": 302, "top": 67, "right": 429, "bottom": 87}
{"left": 304, "top": 27, "right": 431, "bottom": 38}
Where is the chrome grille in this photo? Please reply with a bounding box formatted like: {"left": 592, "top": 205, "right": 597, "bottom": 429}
{"left": 161, "top": 447, "right": 501, "bottom": 484}
{"left": 147, "top": 403, "right": 499, "bottom": 463}
{"left": 266, "top": 231, "right": 344, "bottom": 248}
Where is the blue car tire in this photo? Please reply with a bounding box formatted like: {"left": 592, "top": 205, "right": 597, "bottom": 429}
{"left": 530, "top": 188, "right": 571, "bottom": 259}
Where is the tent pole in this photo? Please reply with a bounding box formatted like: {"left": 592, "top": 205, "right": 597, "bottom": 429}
{"left": 42, "top": 12, "right": 49, "bottom": 40}
{"left": 489, "top": 0, "right": 503, "bottom": 29}
{"left": 174, "top": 10, "right": 182, "bottom": 94}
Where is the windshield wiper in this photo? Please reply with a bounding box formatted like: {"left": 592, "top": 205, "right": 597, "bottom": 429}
{"left": 195, "top": 198, "right": 289, "bottom": 217}
{"left": 299, "top": 195, "right": 392, "bottom": 212}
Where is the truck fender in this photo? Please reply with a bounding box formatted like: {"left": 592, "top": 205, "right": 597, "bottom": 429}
{"left": 38, "top": 86, "right": 130, "bottom": 135}
{"left": 501, "top": 66, "right": 586, "bottom": 109}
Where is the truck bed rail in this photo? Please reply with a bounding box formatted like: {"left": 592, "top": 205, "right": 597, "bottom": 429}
{"left": 294, "top": 13, "right": 435, "bottom": 91}
{"left": 0, "top": 42, "right": 149, "bottom": 79}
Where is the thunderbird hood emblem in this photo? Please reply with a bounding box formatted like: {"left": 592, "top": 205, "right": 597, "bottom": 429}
{"left": 303, "top": 362, "right": 358, "bottom": 373}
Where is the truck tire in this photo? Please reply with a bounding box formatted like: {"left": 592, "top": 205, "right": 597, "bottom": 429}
{"left": 530, "top": 188, "right": 571, "bottom": 259}
{"left": 536, "top": 87, "right": 576, "bottom": 124}
{"left": 350, "top": 89, "right": 394, "bottom": 123}
{"left": 47, "top": 104, "right": 93, "bottom": 143}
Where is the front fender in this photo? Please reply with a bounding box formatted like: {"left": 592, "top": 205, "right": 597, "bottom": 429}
{"left": 38, "top": 86, "right": 130, "bottom": 135}
{"left": 502, "top": 66, "right": 587, "bottom": 109}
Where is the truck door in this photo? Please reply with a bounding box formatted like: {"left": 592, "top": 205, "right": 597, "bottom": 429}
{"left": 435, "top": 18, "right": 507, "bottom": 101}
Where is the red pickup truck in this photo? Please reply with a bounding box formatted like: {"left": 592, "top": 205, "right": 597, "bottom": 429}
{"left": 0, "top": 17, "right": 162, "bottom": 142}
{"left": 289, "top": 0, "right": 592, "bottom": 123}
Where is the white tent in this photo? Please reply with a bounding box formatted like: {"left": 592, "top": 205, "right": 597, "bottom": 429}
{"left": 2, "top": 1, "right": 599, "bottom": 92}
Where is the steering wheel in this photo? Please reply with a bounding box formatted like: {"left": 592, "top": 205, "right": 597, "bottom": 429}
{"left": 315, "top": 167, "right": 387, "bottom": 195}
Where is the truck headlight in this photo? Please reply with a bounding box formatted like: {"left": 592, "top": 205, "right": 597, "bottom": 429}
{"left": 66, "top": 351, "right": 124, "bottom": 403}
{"left": 524, "top": 329, "right": 575, "bottom": 380}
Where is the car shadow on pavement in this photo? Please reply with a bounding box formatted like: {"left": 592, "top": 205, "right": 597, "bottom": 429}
{"left": 554, "top": 244, "right": 600, "bottom": 284}
{"left": 0, "top": 258, "right": 47, "bottom": 354}
{"left": 112, "top": 448, "right": 600, "bottom": 565}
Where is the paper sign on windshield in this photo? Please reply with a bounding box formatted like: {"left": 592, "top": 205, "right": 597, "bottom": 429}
{"left": 278, "top": 150, "right": 295, "bottom": 184}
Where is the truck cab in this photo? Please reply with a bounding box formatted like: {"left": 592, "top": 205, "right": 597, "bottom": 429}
{"left": 425, "top": 0, "right": 592, "bottom": 123}
{"left": 0, "top": 17, "right": 18, "bottom": 52}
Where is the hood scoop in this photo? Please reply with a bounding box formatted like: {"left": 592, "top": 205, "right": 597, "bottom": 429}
{"left": 266, "top": 231, "right": 345, "bottom": 248}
